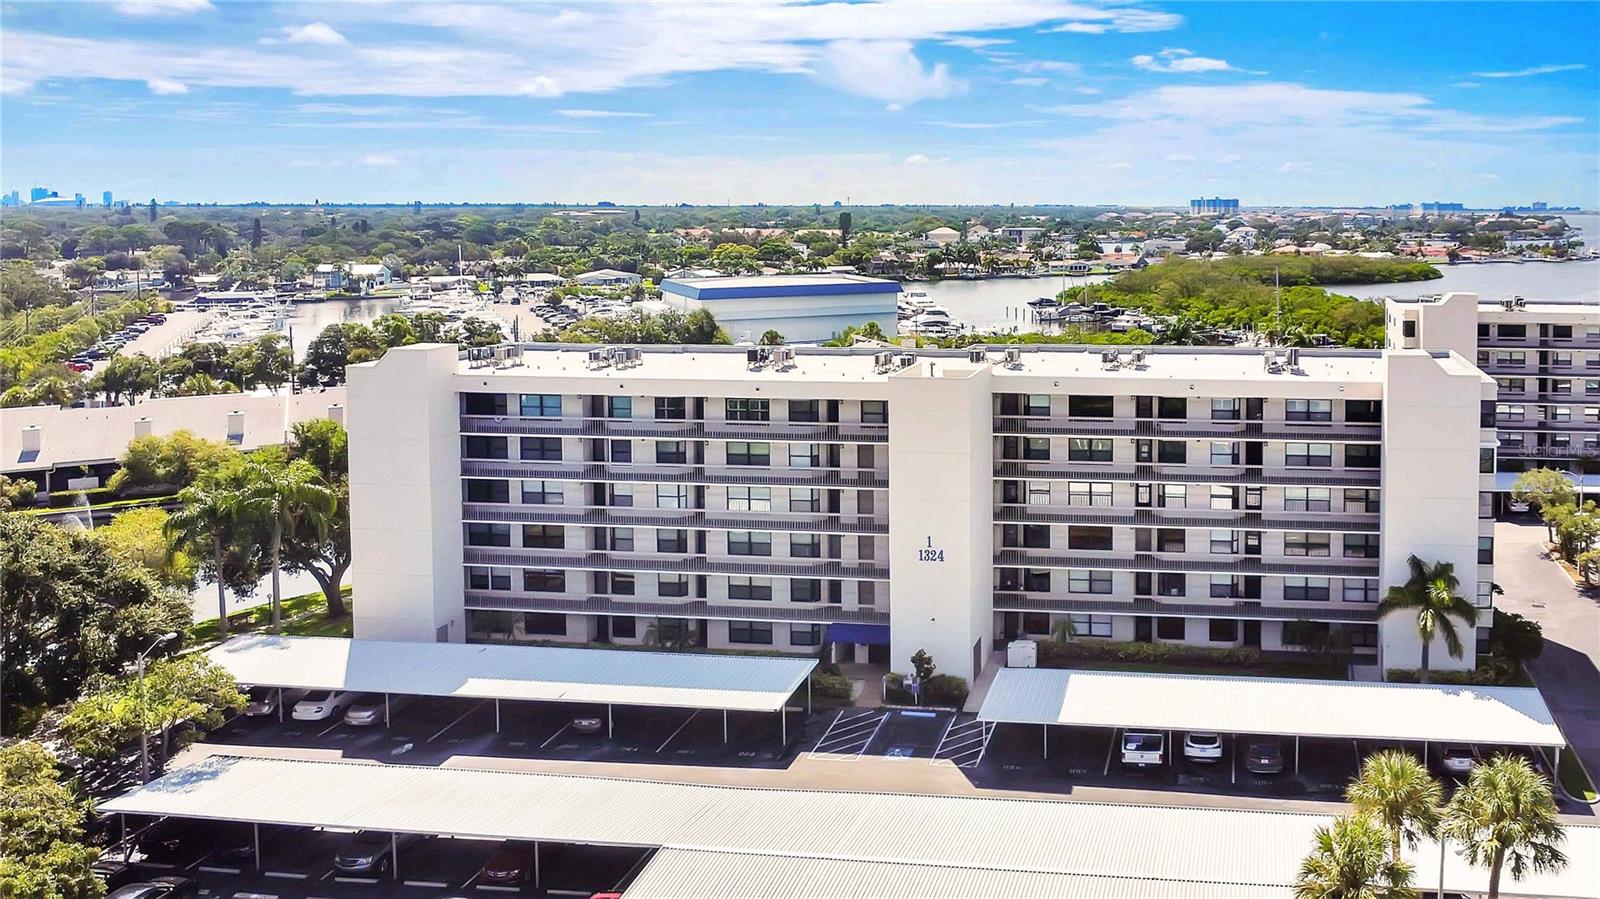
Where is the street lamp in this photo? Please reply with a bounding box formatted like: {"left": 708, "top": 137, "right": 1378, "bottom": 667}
{"left": 136, "top": 632, "right": 178, "bottom": 784}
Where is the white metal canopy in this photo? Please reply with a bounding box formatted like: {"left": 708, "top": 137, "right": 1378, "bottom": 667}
{"left": 977, "top": 668, "right": 1566, "bottom": 747}
{"left": 207, "top": 635, "right": 815, "bottom": 713}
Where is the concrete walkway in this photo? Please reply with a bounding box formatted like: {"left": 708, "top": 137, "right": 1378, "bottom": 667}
{"left": 1493, "top": 519, "right": 1600, "bottom": 785}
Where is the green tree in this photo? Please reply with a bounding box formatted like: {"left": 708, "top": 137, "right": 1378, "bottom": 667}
{"left": 1294, "top": 814, "right": 1416, "bottom": 899}
{"left": 169, "top": 371, "right": 239, "bottom": 397}
{"left": 1490, "top": 610, "right": 1544, "bottom": 669}
{"left": 1511, "top": 469, "right": 1575, "bottom": 541}
{"left": 708, "top": 242, "right": 760, "bottom": 274}
{"left": 0, "top": 741, "right": 103, "bottom": 899}
{"left": 838, "top": 211, "right": 853, "bottom": 245}
{"left": 165, "top": 466, "right": 263, "bottom": 636}
{"left": 59, "top": 655, "right": 244, "bottom": 764}
{"left": 97, "top": 507, "right": 196, "bottom": 589}
{"left": 88, "top": 353, "right": 158, "bottom": 405}
{"left": 758, "top": 329, "right": 785, "bottom": 346}
{"left": 1376, "top": 555, "right": 1478, "bottom": 683}
{"left": 282, "top": 420, "right": 353, "bottom": 617}
{"left": 229, "top": 456, "right": 337, "bottom": 631}
{"left": 1345, "top": 750, "right": 1443, "bottom": 865}
{"left": 106, "top": 429, "right": 237, "bottom": 495}
{"left": 1440, "top": 755, "right": 1566, "bottom": 899}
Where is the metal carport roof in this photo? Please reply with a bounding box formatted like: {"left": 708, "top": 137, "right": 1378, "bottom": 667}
{"left": 206, "top": 635, "right": 815, "bottom": 713}
{"left": 977, "top": 668, "right": 1566, "bottom": 747}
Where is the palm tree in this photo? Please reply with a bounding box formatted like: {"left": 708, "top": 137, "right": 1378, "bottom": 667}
{"left": 1375, "top": 555, "right": 1479, "bottom": 683}
{"left": 1346, "top": 750, "right": 1443, "bottom": 865}
{"left": 1440, "top": 755, "right": 1566, "bottom": 899}
{"left": 166, "top": 475, "right": 243, "bottom": 636}
{"left": 230, "top": 457, "right": 337, "bottom": 633}
{"left": 1295, "top": 814, "right": 1416, "bottom": 899}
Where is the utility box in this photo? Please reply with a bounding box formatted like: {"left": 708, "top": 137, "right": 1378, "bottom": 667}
{"left": 1007, "top": 639, "right": 1038, "bottom": 669}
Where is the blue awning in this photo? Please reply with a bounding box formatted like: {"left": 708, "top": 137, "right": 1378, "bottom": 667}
{"left": 826, "top": 624, "right": 890, "bottom": 646}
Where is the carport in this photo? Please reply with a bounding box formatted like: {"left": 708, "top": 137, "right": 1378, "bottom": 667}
{"left": 209, "top": 634, "right": 816, "bottom": 745}
{"left": 977, "top": 668, "right": 1568, "bottom": 773}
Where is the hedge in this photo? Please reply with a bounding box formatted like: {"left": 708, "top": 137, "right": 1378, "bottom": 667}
{"left": 1036, "top": 638, "right": 1262, "bottom": 669}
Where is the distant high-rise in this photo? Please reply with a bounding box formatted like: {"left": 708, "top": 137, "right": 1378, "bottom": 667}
{"left": 29, "top": 186, "right": 50, "bottom": 203}
{"left": 74, "top": 193, "right": 85, "bottom": 208}
{"left": 1189, "top": 197, "right": 1240, "bottom": 215}
{"left": 103, "top": 191, "right": 113, "bottom": 207}
{"left": 1421, "top": 201, "right": 1466, "bottom": 214}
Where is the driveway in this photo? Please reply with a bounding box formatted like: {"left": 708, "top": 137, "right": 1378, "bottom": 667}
{"left": 1493, "top": 519, "right": 1600, "bottom": 786}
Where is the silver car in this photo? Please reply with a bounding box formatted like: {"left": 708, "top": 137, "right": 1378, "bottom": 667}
{"left": 344, "top": 693, "right": 413, "bottom": 726}
{"left": 242, "top": 686, "right": 307, "bottom": 717}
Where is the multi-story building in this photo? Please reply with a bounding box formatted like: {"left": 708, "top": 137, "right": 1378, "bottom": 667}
{"left": 348, "top": 342, "right": 1495, "bottom": 684}
{"left": 1190, "top": 197, "right": 1240, "bottom": 216}
{"left": 1387, "top": 292, "right": 1599, "bottom": 484}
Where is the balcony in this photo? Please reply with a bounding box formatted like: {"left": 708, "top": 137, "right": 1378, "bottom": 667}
{"left": 993, "top": 416, "right": 1382, "bottom": 443}
{"left": 461, "top": 459, "right": 889, "bottom": 489}
{"left": 463, "top": 591, "right": 888, "bottom": 624}
{"left": 991, "top": 593, "right": 1379, "bottom": 623}
{"left": 461, "top": 415, "right": 889, "bottom": 443}
{"left": 993, "top": 549, "right": 1381, "bottom": 579}
{"left": 1496, "top": 444, "right": 1599, "bottom": 460}
{"left": 461, "top": 503, "right": 889, "bottom": 535}
{"left": 463, "top": 546, "right": 889, "bottom": 580}
{"left": 993, "top": 505, "right": 1379, "bottom": 533}
{"left": 993, "top": 461, "right": 1382, "bottom": 489}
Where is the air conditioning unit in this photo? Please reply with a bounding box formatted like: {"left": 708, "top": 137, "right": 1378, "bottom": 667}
{"left": 587, "top": 348, "right": 610, "bottom": 369}
{"left": 896, "top": 352, "right": 918, "bottom": 369}
{"left": 747, "top": 348, "right": 763, "bottom": 367}
{"left": 1100, "top": 348, "right": 1119, "bottom": 369}
{"left": 1004, "top": 347, "right": 1022, "bottom": 367}
{"left": 1285, "top": 347, "right": 1300, "bottom": 368}
{"left": 1007, "top": 639, "right": 1038, "bottom": 669}
{"left": 1130, "top": 348, "right": 1146, "bottom": 366}
{"left": 1263, "top": 349, "right": 1282, "bottom": 373}
{"left": 771, "top": 347, "right": 795, "bottom": 368}
{"left": 967, "top": 346, "right": 988, "bottom": 364}
{"left": 873, "top": 350, "right": 895, "bottom": 371}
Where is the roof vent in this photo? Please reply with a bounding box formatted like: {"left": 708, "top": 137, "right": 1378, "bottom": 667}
{"left": 226, "top": 410, "right": 245, "bottom": 445}
{"left": 1285, "top": 347, "right": 1300, "bottom": 369}
{"left": 326, "top": 403, "right": 345, "bottom": 427}
{"left": 133, "top": 416, "right": 153, "bottom": 438}
{"left": 20, "top": 424, "right": 41, "bottom": 454}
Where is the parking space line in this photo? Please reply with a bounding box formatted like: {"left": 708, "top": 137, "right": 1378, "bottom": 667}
{"left": 333, "top": 876, "right": 378, "bottom": 884}
{"left": 539, "top": 723, "right": 572, "bottom": 749}
{"left": 656, "top": 710, "right": 700, "bottom": 753}
{"left": 404, "top": 881, "right": 449, "bottom": 888}
{"left": 809, "top": 709, "right": 889, "bottom": 758}
{"left": 264, "top": 871, "right": 307, "bottom": 880}
{"left": 428, "top": 700, "right": 488, "bottom": 743}
{"left": 316, "top": 718, "right": 345, "bottom": 738}
{"left": 197, "top": 865, "right": 241, "bottom": 875}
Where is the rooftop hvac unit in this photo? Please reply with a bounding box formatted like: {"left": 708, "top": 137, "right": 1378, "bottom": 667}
{"left": 1263, "top": 349, "right": 1281, "bottom": 373}
{"left": 587, "top": 348, "right": 611, "bottom": 369}
{"left": 1501, "top": 299, "right": 1516, "bottom": 311}
{"left": 1513, "top": 296, "right": 1526, "bottom": 308}
{"left": 1130, "top": 348, "right": 1146, "bottom": 366}
{"left": 1004, "top": 347, "right": 1022, "bottom": 367}
{"left": 896, "top": 352, "right": 918, "bottom": 369}
{"left": 967, "top": 346, "right": 988, "bottom": 364}
{"left": 1285, "top": 347, "right": 1300, "bottom": 368}
{"left": 1100, "top": 348, "right": 1119, "bottom": 369}
{"left": 771, "top": 347, "right": 795, "bottom": 368}
{"left": 873, "top": 350, "right": 895, "bottom": 371}
{"left": 618, "top": 347, "right": 643, "bottom": 368}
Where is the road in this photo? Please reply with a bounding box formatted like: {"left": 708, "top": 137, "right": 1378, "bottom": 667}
{"left": 1493, "top": 518, "right": 1600, "bottom": 788}
{"left": 120, "top": 310, "right": 211, "bottom": 358}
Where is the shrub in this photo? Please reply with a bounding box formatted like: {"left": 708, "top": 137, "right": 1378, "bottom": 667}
{"left": 1035, "top": 638, "right": 1262, "bottom": 669}
{"left": 1385, "top": 657, "right": 1520, "bottom": 686}
{"left": 923, "top": 674, "right": 968, "bottom": 708}
{"left": 810, "top": 670, "right": 853, "bottom": 701}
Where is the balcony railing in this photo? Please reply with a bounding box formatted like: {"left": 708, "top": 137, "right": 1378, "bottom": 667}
{"left": 993, "top": 416, "right": 1382, "bottom": 443}
{"left": 991, "top": 593, "right": 1379, "bottom": 622}
{"left": 993, "top": 505, "right": 1379, "bottom": 533}
{"left": 461, "top": 459, "right": 889, "bottom": 489}
{"left": 993, "top": 461, "right": 1383, "bottom": 488}
{"left": 463, "top": 546, "right": 889, "bottom": 580}
{"left": 1496, "top": 444, "right": 1599, "bottom": 460}
{"left": 463, "top": 591, "right": 888, "bottom": 624}
{"left": 461, "top": 415, "right": 889, "bottom": 443}
{"left": 993, "top": 549, "right": 1381, "bottom": 579}
{"left": 461, "top": 503, "right": 888, "bottom": 535}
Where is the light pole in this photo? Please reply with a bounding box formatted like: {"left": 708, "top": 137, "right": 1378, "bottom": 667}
{"left": 136, "top": 632, "right": 178, "bottom": 784}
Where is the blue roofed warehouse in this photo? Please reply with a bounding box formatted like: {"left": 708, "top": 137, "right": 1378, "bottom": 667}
{"left": 659, "top": 274, "right": 900, "bottom": 343}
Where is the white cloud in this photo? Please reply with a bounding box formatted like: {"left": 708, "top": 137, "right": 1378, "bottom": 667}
{"left": 357, "top": 153, "right": 397, "bottom": 167}
{"left": 114, "top": 0, "right": 212, "bottom": 16}
{"left": 283, "top": 23, "right": 348, "bottom": 46}
{"left": 1007, "top": 77, "right": 1049, "bottom": 87}
{"left": 1276, "top": 161, "right": 1308, "bottom": 173}
{"left": 1450, "top": 81, "right": 1481, "bottom": 89}
{"left": 905, "top": 153, "right": 930, "bottom": 164}
{"left": 921, "top": 120, "right": 1007, "bottom": 129}
{"left": 1472, "top": 63, "right": 1586, "bottom": 79}
{"left": 944, "top": 36, "right": 1011, "bottom": 49}
{"left": 1073, "top": 86, "right": 1100, "bottom": 95}
{"left": 1051, "top": 23, "right": 1107, "bottom": 34}
{"left": 815, "top": 40, "right": 962, "bottom": 104}
{"left": 1165, "top": 153, "right": 1197, "bottom": 162}
{"left": 1131, "top": 47, "right": 1240, "bottom": 74}
{"left": 555, "top": 109, "right": 651, "bottom": 119}
{"left": 1008, "top": 59, "right": 1082, "bottom": 75}
{"left": 1040, "top": 7, "right": 1182, "bottom": 33}
{"left": 146, "top": 78, "right": 188, "bottom": 95}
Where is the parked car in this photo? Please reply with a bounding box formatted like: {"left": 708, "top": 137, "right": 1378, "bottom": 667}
{"left": 1120, "top": 731, "right": 1165, "bottom": 767}
{"left": 571, "top": 714, "right": 605, "bottom": 735}
{"left": 477, "top": 842, "right": 539, "bottom": 885}
{"left": 136, "top": 817, "right": 262, "bottom": 863}
{"left": 333, "top": 831, "right": 426, "bottom": 875}
{"left": 344, "top": 693, "right": 413, "bottom": 726}
{"left": 243, "top": 685, "right": 307, "bottom": 717}
{"left": 1245, "top": 739, "right": 1285, "bottom": 775}
{"left": 291, "top": 690, "right": 356, "bottom": 721}
{"left": 1182, "top": 731, "right": 1224, "bottom": 763}
{"left": 108, "top": 876, "right": 199, "bottom": 899}
{"left": 92, "top": 856, "right": 142, "bottom": 891}
{"left": 1441, "top": 744, "right": 1481, "bottom": 774}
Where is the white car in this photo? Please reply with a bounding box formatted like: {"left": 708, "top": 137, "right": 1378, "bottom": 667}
{"left": 1441, "top": 744, "right": 1480, "bottom": 774}
{"left": 343, "top": 693, "right": 413, "bottom": 727}
{"left": 1183, "top": 731, "right": 1224, "bottom": 763}
{"left": 290, "top": 690, "right": 355, "bottom": 721}
{"left": 1121, "top": 731, "right": 1166, "bottom": 768}
{"left": 242, "top": 686, "right": 307, "bottom": 717}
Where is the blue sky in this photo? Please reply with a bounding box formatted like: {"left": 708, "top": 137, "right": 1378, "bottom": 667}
{"left": 2, "top": 0, "right": 1596, "bottom": 206}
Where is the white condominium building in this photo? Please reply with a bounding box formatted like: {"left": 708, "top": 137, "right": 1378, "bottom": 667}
{"left": 347, "top": 342, "right": 1495, "bottom": 684}
{"left": 1388, "top": 292, "right": 1599, "bottom": 484}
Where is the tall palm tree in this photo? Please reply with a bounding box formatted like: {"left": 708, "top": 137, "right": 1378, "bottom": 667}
{"left": 1346, "top": 750, "right": 1443, "bottom": 865}
{"left": 230, "top": 457, "right": 337, "bottom": 633}
{"left": 1440, "top": 755, "right": 1566, "bottom": 899}
{"left": 165, "top": 475, "right": 243, "bottom": 636}
{"left": 1295, "top": 814, "right": 1416, "bottom": 899}
{"left": 1375, "top": 555, "right": 1478, "bottom": 683}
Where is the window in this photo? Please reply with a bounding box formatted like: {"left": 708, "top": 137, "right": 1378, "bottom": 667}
{"left": 789, "top": 488, "right": 822, "bottom": 513}
{"left": 728, "top": 486, "right": 772, "bottom": 511}
{"left": 1285, "top": 487, "right": 1332, "bottom": 512}
{"left": 1343, "top": 489, "right": 1380, "bottom": 514}
{"left": 1210, "top": 575, "right": 1242, "bottom": 598}
{"left": 1286, "top": 399, "right": 1333, "bottom": 422}
{"left": 1345, "top": 400, "right": 1382, "bottom": 424}
{"left": 1157, "top": 528, "right": 1186, "bottom": 552}
{"left": 1343, "top": 534, "right": 1379, "bottom": 558}
{"left": 1068, "top": 395, "right": 1114, "bottom": 418}
{"left": 1021, "top": 613, "right": 1051, "bottom": 636}
{"left": 1067, "top": 614, "right": 1112, "bottom": 638}
{"left": 466, "top": 523, "right": 511, "bottom": 546}
{"left": 1023, "top": 395, "right": 1051, "bottom": 417}
{"left": 466, "top": 567, "right": 512, "bottom": 591}
{"left": 522, "top": 480, "right": 563, "bottom": 505}
{"left": 608, "top": 440, "right": 632, "bottom": 463}
{"left": 656, "top": 441, "right": 688, "bottom": 464}
{"left": 462, "top": 436, "right": 509, "bottom": 460}
{"left": 1067, "top": 527, "right": 1113, "bottom": 551}
{"left": 1285, "top": 442, "right": 1332, "bottom": 467}
{"left": 465, "top": 479, "right": 510, "bottom": 503}
{"left": 1211, "top": 398, "right": 1241, "bottom": 421}
{"left": 1156, "top": 617, "right": 1185, "bottom": 640}
{"left": 1343, "top": 580, "right": 1378, "bottom": 604}
{"left": 1284, "top": 577, "right": 1330, "bottom": 601}
{"left": 1344, "top": 445, "right": 1381, "bottom": 469}
{"left": 791, "top": 579, "right": 822, "bottom": 603}
{"left": 729, "top": 621, "right": 773, "bottom": 645}
{"left": 1475, "top": 581, "right": 1495, "bottom": 609}
{"left": 658, "top": 574, "right": 690, "bottom": 597}
{"left": 657, "top": 529, "right": 689, "bottom": 553}
{"left": 1026, "top": 482, "right": 1050, "bottom": 505}
{"left": 655, "top": 397, "right": 686, "bottom": 420}
{"left": 1067, "top": 482, "right": 1112, "bottom": 506}
{"left": 790, "top": 533, "right": 822, "bottom": 558}
{"left": 1157, "top": 573, "right": 1186, "bottom": 597}
{"left": 1024, "top": 437, "right": 1052, "bottom": 460}
{"left": 519, "top": 394, "right": 562, "bottom": 417}
{"left": 1211, "top": 442, "right": 1240, "bottom": 466}
{"left": 726, "top": 398, "right": 770, "bottom": 422}
{"left": 1479, "top": 535, "right": 1494, "bottom": 565}
{"left": 1156, "top": 441, "right": 1187, "bottom": 464}
{"left": 729, "top": 577, "right": 773, "bottom": 601}
{"left": 1284, "top": 532, "right": 1331, "bottom": 557}
{"left": 522, "top": 613, "right": 566, "bottom": 636}
{"left": 727, "top": 441, "right": 770, "bottom": 466}
{"left": 1068, "top": 438, "right": 1112, "bottom": 462}
{"left": 1158, "top": 397, "right": 1187, "bottom": 420}
{"left": 789, "top": 444, "right": 821, "bottom": 468}
{"left": 789, "top": 400, "right": 820, "bottom": 422}
{"left": 608, "top": 573, "right": 635, "bottom": 596}
{"left": 1210, "top": 530, "right": 1238, "bottom": 554}
{"left": 522, "top": 525, "right": 564, "bottom": 548}
{"left": 1498, "top": 324, "right": 1526, "bottom": 339}
{"left": 523, "top": 569, "right": 566, "bottom": 592}
{"left": 462, "top": 393, "right": 508, "bottom": 416}
{"left": 1158, "top": 484, "right": 1187, "bottom": 509}
{"left": 858, "top": 582, "right": 876, "bottom": 605}
{"left": 790, "top": 624, "right": 823, "bottom": 646}
{"left": 1402, "top": 319, "right": 1417, "bottom": 339}
{"left": 728, "top": 531, "right": 772, "bottom": 556}
{"left": 520, "top": 437, "right": 562, "bottom": 461}
{"left": 657, "top": 485, "right": 690, "bottom": 509}
{"left": 1003, "top": 524, "right": 1050, "bottom": 548}
{"left": 1068, "top": 570, "right": 1113, "bottom": 594}
{"left": 860, "top": 400, "right": 888, "bottom": 424}
{"left": 612, "top": 616, "right": 637, "bottom": 638}
{"left": 608, "top": 484, "right": 634, "bottom": 507}
{"left": 1208, "top": 619, "right": 1238, "bottom": 642}
{"left": 1497, "top": 378, "right": 1526, "bottom": 394}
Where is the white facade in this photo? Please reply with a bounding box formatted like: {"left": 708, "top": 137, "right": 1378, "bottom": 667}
{"left": 347, "top": 343, "right": 1495, "bottom": 684}
{"left": 658, "top": 275, "right": 900, "bottom": 344}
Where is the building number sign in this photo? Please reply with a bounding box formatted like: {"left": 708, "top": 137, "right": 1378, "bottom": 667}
{"left": 917, "top": 536, "right": 946, "bottom": 563}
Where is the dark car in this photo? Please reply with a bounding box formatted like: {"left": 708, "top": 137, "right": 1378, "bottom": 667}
{"left": 108, "top": 876, "right": 199, "bottom": 899}
{"left": 333, "top": 830, "right": 426, "bottom": 875}
{"left": 1245, "top": 739, "right": 1285, "bottom": 775}
{"left": 92, "top": 856, "right": 142, "bottom": 891}
{"left": 137, "top": 818, "right": 264, "bottom": 863}
{"left": 478, "top": 842, "right": 538, "bottom": 885}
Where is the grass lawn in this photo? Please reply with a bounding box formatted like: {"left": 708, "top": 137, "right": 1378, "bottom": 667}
{"left": 1555, "top": 748, "right": 1599, "bottom": 802}
{"left": 191, "top": 586, "right": 353, "bottom": 645}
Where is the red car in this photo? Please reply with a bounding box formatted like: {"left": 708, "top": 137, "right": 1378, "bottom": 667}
{"left": 478, "top": 843, "right": 539, "bottom": 885}
{"left": 66, "top": 361, "right": 92, "bottom": 372}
